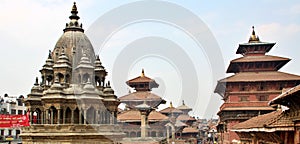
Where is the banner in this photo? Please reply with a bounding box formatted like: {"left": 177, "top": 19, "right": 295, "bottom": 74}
{"left": 0, "top": 114, "right": 29, "bottom": 128}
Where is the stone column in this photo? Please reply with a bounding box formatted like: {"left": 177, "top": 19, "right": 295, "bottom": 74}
{"left": 41, "top": 111, "right": 44, "bottom": 124}
{"left": 110, "top": 112, "right": 114, "bottom": 124}
{"left": 105, "top": 110, "right": 110, "bottom": 124}
{"left": 140, "top": 112, "right": 148, "bottom": 138}
{"left": 84, "top": 110, "right": 87, "bottom": 124}
{"left": 45, "top": 110, "right": 49, "bottom": 124}
{"left": 96, "top": 110, "right": 99, "bottom": 124}
{"left": 71, "top": 109, "right": 74, "bottom": 124}
{"left": 50, "top": 109, "right": 54, "bottom": 124}
{"left": 102, "top": 111, "right": 106, "bottom": 124}
{"left": 136, "top": 103, "right": 152, "bottom": 139}
{"left": 29, "top": 111, "right": 33, "bottom": 124}
{"left": 166, "top": 126, "right": 170, "bottom": 143}
{"left": 171, "top": 126, "right": 175, "bottom": 142}
{"left": 79, "top": 110, "right": 82, "bottom": 124}
{"left": 63, "top": 109, "right": 66, "bottom": 124}
{"left": 57, "top": 109, "right": 61, "bottom": 124}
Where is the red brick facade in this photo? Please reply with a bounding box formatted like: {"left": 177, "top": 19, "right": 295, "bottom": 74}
{"left": 215, "top": 27, "right": 300, "bottom": 143}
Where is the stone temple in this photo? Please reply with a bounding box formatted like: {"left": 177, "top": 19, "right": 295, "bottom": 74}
{"left": 20, "top": 2, "right": 124, "bottom": 143}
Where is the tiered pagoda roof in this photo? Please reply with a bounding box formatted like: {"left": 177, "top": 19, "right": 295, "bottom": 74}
{"left": 176, "top": 114, "right": 196, "bottom": 122}
{"left": 219, "top": 71, "right": 300, "bottom": 83}
{"left": 226, "top": 27, "right": 289, "bottom": 73}
{"left": 126, "top": 69, "right": 159, "bottom": 91}
{"left": 176, "top": 100, "right": 192, "bottom": 114}
{"left": 215, "top": 26, "right": 300, "bottom": 98}
{"left": 182, "top": 127, "right": 199, "bottom": 134}
{"left": 214, "top": 27, "right": 300, "bottom": 142}
{"left": 160, "top": 102, "right": 183, "bottom": 115}
{"left": 118, "top": 69, "right": 167, "bottom": 126}
{"left": 117, "top": 109, "right": 169, "bottom": 122}
{"left": 119, "top": 69, "right": 166, "bottom": 108}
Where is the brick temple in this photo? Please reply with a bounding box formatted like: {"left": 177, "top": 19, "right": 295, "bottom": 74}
{"left": 232, "top": 84, "right": 300, "bottom": 143}
{"left": 214, "top": 26, "right": 300, "bottom": 143}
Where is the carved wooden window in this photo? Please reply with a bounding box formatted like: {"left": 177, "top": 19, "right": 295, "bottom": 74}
{"left": 257, "top": 95, "right": 269, "bottom": 101}
{"left": 239, "top": 96, "right": 249, "bottom": 102}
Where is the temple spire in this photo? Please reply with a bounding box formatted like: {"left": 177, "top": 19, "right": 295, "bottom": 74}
{"left": 252, "top": 26, "right": 255, "bottom": 35}
{"left": 249, "top": 26, "right": 260, "bottom": 42}
{"left": 34, "top": 77, "right": 39, "bottom": 86}
{"left": 170, "top": 101, "right": 173, "bottom": 108}
{"left": 64, "top": 2, "right": 84, "bottom": 32}
{"left": 48, "top": 50, "right": 52, "bottom": 59}
{"left": 141, "top": 69, "right": 145, "bottom": 77}
{"left": 69, "top": 2, "right": 80, "bottom": 20}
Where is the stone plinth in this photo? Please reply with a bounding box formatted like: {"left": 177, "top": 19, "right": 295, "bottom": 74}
{"left": 20, "top": 124, "right": 124, "bottom": 144}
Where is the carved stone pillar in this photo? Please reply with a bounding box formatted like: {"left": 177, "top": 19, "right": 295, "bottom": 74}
{"left": 84, "top": 110, "right": 87, "bottom": 124}
{"left": 166, "top": 127, "right": 170, "bottom": 143}
{"left": 29, "top": 111, "right": 33, "bottom": 124}
{"left": 106, "top": 111, "right": 110, "bottom": 124}
{"left": 45, "top": 110, "right": 49, "bottom": 124}
{"left": 41, "top": 111, "right": 44, "bottom": 124}
{"left": 96, "top": 110, "right": 99, "bottom": 124}
{"left": 71, "top": 109, "right": 74, "bottom": 124}
{"left": 50, "top": 109, "right": 54, "bottom": 124}
{"left": 79, "top": 110, "right": 82, "bottom": 124}
{"left": 140, "top": 112, "right": 147, "bottom": 138}
{"left": 57, "top": 109, "right": 61, "bottom": 124}
{"left": 102, "top": 111, "right": 105, "bottom": 124}
{"left": 110, "top": 112, "right": 115, "bottom": 124}
{"left": 63, "top": 108, "right": 66, "bottom": 124}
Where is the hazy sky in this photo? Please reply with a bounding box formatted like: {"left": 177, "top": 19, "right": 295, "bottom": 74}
{"left": 0, "top": 0, "right": 300, "bottom": 118}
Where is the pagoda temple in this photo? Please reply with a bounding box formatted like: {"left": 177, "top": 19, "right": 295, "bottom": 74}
{"left": 20, "top": 3, "right": 124, "bottom": 143}
{"left": 117, "top": 70, "right": 168, "bottom": 143}
{"left": 160, "top": 101, "right": 198, "bottom": 143}
{"left": 118, "top": 70, "right": 199, "bottom": 143}
{"left": 214, "top": 26, "right": 300, "bottom": 143}
{"left": 119, "top": 69, "right": 166, "bottom": 109}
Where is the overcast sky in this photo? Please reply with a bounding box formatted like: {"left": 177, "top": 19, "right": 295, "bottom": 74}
{"left": 0, "top": 0, "right": 300, "bottom": 118}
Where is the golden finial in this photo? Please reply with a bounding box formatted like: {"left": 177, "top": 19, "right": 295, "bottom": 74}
{"left": 141, "top": 69, "right": 145, "bottom": 77}
{"left": 252, "top": 26, "right": 255, "bottom": 35}
{"left": 72, "top": 2, "right": 77, "bottom": 12}
{"left": 170, "top": 101, "right": 173, "bottom": 108}
{"left": 249, "top": 26, "right": 260, "bottom": 42}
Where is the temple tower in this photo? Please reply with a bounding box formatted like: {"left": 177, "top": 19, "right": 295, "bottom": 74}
{"left": 215, "top": 26, "right": 300, "bottom": 143}
{"left": 20, "top": 3, "right": 124, "bottom": 143}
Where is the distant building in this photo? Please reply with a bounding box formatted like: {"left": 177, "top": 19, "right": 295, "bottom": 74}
{"left": 118, "top": 70, "right": 168, "bottom": 143}
{"left": 215, "top": 26, "right": 300, "bottom": 143}
{"left": 118, "top": 70, "right": 200, "bottom": 143}
{"left": 0, "top": 94, "right": 26, "bottom": 142}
